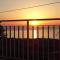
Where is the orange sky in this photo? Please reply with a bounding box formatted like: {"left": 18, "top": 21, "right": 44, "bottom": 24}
{"left": 0, "top": 0, "right": 60, "bottom": 25}
{"left": 0, "top": 0, "right": 60, "bottom": 20}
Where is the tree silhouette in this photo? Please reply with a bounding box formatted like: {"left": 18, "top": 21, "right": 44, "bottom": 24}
{"left": 0, "top": 22, "right": 5, "bottom": 39}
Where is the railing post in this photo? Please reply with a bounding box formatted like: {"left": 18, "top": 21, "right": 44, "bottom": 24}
{"left": 27, "top": 20, "right": 29, "bottom": 60}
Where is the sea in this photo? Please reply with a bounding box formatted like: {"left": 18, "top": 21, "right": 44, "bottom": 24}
{"left": 3, "top": 26, "right": 59, "bottom": 39}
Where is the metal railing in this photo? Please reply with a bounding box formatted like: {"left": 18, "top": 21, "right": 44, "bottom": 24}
{"left": 0, "top": 18, "right": 60, "bottom": 60}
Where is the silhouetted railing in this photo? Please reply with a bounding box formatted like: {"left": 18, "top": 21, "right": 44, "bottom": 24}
{"left": 0, "top": 18, "right": 60, "bottom": 60}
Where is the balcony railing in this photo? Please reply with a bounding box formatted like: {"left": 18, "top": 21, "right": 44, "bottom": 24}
{"left": 0, "top": 18, "right": 60, "bottom": 60}
{"left": 0, "top": 18, "right": 60, "bottom": 39}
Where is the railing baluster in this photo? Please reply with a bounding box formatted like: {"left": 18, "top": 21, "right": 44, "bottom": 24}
{"left": 22, "top": 26, "right": 24, "bottom": 59}
{"left": 22, "top": 26, "right": 24, "bottom": 38}
{"left": 18, "top": 26, "right": 19, "bottom": 39}
{"left": 37, "top": 26, "right": 39, "bottom": 60}
{"left": 48, "top": 26, "right": 49, "bottom": 60}
{"left": 27, "top": 21, "right": 29, "bottom": 60}
{"left": 2, "top": 27, "right": 3, "bottom": 56}
{"left": 59, "top": 26, "right": 60, "bottom": 40}
{"left": 32, "top": 26, "right": 34, "bottom": 60}
{"left": 27, "top": 21, "right": 29, "bottom": 39}
{"left": 18, "top": 26, "right": 20, "bottom": 57}
{"left": 53, "top": 26, "right": 55, "bottom": 39}
{"left": 6, "top": 26, "right": 7, "bottom": 38}
{"left": 37, "top": 26, "right": 39, "bottom": 38}
{"left": 6, "top": 26, "right": 7, "bottom": 56}
{"left": 42, "top": 26, "right": 44, "bottom": 39}
{"left": 10, "top": 26, "right": 11, "bottom": 57}
{"left": 32, "top": 26, "right": 34, "bottom": 39}
{"left": 48, "top": 26, "right": 49, "bottom": 39}
{"left": 59, "top": 26, "right": 60, "bottom": 60}
{"left": 53, "top": 26, "right": 55, "bottom": 60}
{"left": 42, "top": 26, "right": 44, "bottom": 60}
{"left": 14, "top": 26, "right": 15, "bottom": 57}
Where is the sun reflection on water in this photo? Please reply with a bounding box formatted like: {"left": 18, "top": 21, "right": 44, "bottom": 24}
{"left": 34, "top": 29, "right": 37, "bottom": 39}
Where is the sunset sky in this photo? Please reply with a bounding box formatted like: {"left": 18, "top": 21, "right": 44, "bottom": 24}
{"left": 0, "top": 0, "right": 60, "bottom": 25}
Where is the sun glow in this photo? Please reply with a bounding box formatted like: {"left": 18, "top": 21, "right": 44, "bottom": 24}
{"left": 29, "top": 21, "right": 42, "bottom": 26}
{"left": 25, "top": 12, "right": 40, "bottom": 19}
{"left": 30, "top": 21, "right": 38, "bottom": 25}
{"left": 22, "top": 8, "right": 44, "bottom": 19}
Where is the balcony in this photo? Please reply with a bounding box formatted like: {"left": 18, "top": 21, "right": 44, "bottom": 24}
{"left": 0, "top": 18, "right": 60, "bottom": 60}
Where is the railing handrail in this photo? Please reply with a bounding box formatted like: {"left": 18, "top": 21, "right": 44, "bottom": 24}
{"left": 0, "top": 18, "right": 60, "bottom": 22}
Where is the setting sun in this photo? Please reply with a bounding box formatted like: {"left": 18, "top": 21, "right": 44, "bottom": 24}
{"left": 29, "top": 20, "right": 44, "bottom": 26}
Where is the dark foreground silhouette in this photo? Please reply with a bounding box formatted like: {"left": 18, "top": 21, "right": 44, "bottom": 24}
{"left": 0, "top": 38, "right": 60, "bottom": 60}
